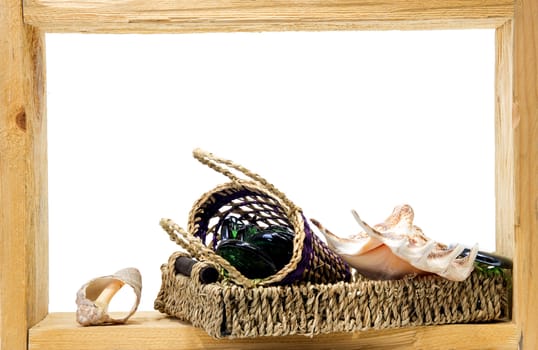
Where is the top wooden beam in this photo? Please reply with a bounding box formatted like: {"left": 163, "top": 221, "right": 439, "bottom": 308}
{"left": 23, "top": 0, "right": 514, "bottom": 33}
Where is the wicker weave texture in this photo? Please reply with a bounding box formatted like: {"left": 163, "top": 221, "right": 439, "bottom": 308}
{"left": 185, "top": 182, "right": 351, "bottom": 286}
{"left": 155, "top": 252, "right": 510, "bottom": 339}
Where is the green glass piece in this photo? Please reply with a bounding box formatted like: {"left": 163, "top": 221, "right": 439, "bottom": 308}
{"left": 221, "top": 217, "right": 244, "bottom": 240}
{"left": 220, "top": 217, "right": 261, "bottom": 241}
{"left": 242, "top": 224, "right": 259, "bottom": 241}
{"left": 215, "top": 239, "right": 277, "bottom": 279}
{"left": 247, "top": 227, "right": 294, "bottom": 270}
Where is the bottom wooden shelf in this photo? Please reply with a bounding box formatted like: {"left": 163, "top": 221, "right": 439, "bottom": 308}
{"left": 29, "top": 312, "right": 518, "bottom": 350}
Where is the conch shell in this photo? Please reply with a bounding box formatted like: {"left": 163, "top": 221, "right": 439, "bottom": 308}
{"left": 311, "top": 204, "right": 478, "bottom": 281}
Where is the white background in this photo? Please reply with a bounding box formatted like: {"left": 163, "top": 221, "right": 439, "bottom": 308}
{"left": 46, "top": 29, "right": 495, "bottom": 312}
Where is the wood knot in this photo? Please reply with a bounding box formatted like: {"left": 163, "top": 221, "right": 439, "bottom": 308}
{"left": 15, "top": 109, "right": 27, "bottom": 131}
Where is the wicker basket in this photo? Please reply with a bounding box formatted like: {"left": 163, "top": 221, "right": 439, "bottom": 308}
{"left": 155, "top": 251, "right": 511, "bottom": 338}
{"left": 155, "top": 149, "right": 510, "bottom": 338}
{"left": 160, "top": 148, "right": 351, "bottom": 287}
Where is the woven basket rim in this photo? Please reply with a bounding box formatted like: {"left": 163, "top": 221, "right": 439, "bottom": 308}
{"left": 186, "top": 180, "right": 308, "bottom": 287}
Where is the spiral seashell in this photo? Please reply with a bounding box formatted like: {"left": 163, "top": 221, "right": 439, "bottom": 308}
{"left": 75, "top": 267, "right": 142, "bottom": 326}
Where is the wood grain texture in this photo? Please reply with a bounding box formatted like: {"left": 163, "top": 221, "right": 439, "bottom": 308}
{"left": 513, "top": 0, "right": 538, "bottom": 348}
{"left": 22, "top": 0, "right": 514, "bottom": 33}
{"left": 29, "top": 312, "right": 519, "bottom": 350}
{"left": 0, "top": 0, "right": 48, "bottom": 348}
{"left": 2, "top": 1, "right": 529, "bottom": 349}
{"left": 495, "top": 20, "right": 515, "bottom": 259}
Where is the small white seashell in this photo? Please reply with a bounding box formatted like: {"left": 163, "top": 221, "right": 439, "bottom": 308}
{"left": 75, "top": 267, "right": 142, "bottom": 326}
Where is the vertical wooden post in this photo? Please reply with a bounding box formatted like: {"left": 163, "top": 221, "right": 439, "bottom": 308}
{"left": 0, "top": 0, "right": 48, "bottom": 348}
{"left": 495, "top": 20, "right": 515, "bottom": 259}
{"left": 513, "top": 0, "right": 538, "bottom": 348}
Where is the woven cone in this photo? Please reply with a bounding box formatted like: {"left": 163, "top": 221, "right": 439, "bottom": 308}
{"left": 158, "top": 148, "right": 349, "bottom": 287}
{"left": 187, "top": 180, "right": 351, "bottom": 286}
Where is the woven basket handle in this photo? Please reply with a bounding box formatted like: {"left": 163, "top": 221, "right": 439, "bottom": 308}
{"left": 193, "top": 148, "right": 299, "bottom": 212}
{"left": 160, "top": 218, "right": 255, "bottom": 288}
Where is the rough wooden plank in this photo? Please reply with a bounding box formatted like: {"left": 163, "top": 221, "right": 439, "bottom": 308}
{"left": 23, "top": 0, "right": 514, "bottom": 33}
{"left": 513, "top": 0, "right": 538, "bottom": 348}
{"left": 0, "top": 0, "right": 48, "bottom": 348}
{"left": 29, "top": 312, "right": 518, "bottom": 350}
{"left": 495, "top": 20, "right": 515, "bottom": 259}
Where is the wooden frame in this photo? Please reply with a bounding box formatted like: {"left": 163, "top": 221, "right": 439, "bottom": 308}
{"left": 1, "top": 0, "right": 536, "bottom": 348}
